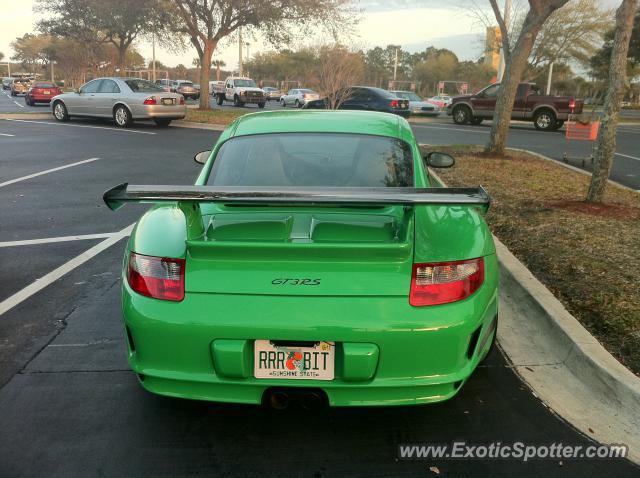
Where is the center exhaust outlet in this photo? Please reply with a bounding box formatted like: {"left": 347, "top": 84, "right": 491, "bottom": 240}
{"left": 269, "top": 390, "right": 290, "bottom": 410}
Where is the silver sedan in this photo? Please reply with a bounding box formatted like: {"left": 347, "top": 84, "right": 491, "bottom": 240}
{"left": 51, "top": 77, "right": 187, "bottom": 127}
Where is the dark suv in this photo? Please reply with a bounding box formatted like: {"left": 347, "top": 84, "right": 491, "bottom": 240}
{"left": 304, "top": 86, "right": 410, "bottom": 118}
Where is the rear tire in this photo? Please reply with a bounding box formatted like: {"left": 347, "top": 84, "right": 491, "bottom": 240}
{"left": 533, "top": 109, "right": 556, "bottom": 131}
{"left": 233, "top": 95, "right": 243, "bottom": 107}
{"left": 113, "top": 104, "right": 133, "bottom": 128}
{"left": 470, "top": 117, "right": 483, "bottom": 125}
{"left": 258, "top": 102, "right": 265, "bottom": 109}
{"left": 25, "top": 96, "right": 31, "bottom": 106}
{"left": 216, "top": 94, "right": 224, "bottom": 106}
{"left": 281, "top": 99, "right": 286, "bottom": 107}
{"left": 553, "top": 119, "right": 565, "bottom": 130}
{"left": 154, "top": 119, "right": 172, "bottom": 127}
{"left": 295, "top": 99, "right": 301, "bottom": 108}
{"left": 53, "top": 101, "right": 69, "bottom": 122}
{"left": 452, "top": 105, "right": 471, "bottom": 125}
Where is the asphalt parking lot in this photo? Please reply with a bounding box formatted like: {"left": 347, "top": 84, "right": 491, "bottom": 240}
{"left": 0, "top": 117, "right": 638, "bottom": 477}
{"left": 4, "top": 87, "right": 639, "bottom": 191}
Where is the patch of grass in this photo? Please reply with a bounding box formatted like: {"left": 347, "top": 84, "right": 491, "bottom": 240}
{"left": 185, "top": 108, "right": 249, "bottom": 125}
{"left": 422, "top": 145, "right": 640, "bottom": 375}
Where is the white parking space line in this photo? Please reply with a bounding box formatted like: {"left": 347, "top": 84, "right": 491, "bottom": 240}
{"left": 615, "top": 152, "right": 640, "bottom": 162}
{"left": 0, "top": 157, "right": 100, "bottom": 188}
{"left": 0, "top": 133, "right": 15, "bottom": 137}
{"left": 12, "top": 101, "right": 24, "bottom": 108}
{"left": 411, "top": 124, "right": 489, "bottom": 134}
{"left": 0, "top": 224, "right": 134, "bottom": 316}
{"left": 4, "top": 118, "right": 156, "bottom": 135}
{"left": 0, "top": 232, "right": 116, "bottom": 248}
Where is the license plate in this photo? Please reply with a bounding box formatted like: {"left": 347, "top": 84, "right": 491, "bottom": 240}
{"left": 162, "top": 98, "right": 174, "bottom": 105}
{"left": 254, "top": 340, "right": 334, "bottom": 380}
{"left": 43, "top": 90, "right": 50, "bottom": 95}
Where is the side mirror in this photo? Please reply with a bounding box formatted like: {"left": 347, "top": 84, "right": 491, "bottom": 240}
{"left": 425, "top": 151, "right": 455, "bottom": 168}
{"left": 194, "top": 150, "right": 211, "bottom": 165}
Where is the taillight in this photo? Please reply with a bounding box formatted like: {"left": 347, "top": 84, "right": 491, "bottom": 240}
{"left": 410, "top": 258, "right": 484, "bottom": 306}
{"left": 569, "top": 98, "right": 575, "bottom": 110}
{"left": 179, "top": 96, "right": 185, "bottom": 105}
{"left": 143, "top": 96, "right": 157, "bottom": 105}
{"left": 303, "top": 94, "right": 308, "bottom": 99}
{"left": 390, "top": 99, "right": 399, "bottom": 108}
{"left": 127, "top": 252, "right": 185, "bottom": 301}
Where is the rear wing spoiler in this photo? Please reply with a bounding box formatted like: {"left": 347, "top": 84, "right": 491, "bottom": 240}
{"left": 103, "top": 183, "right": 490, "bottom": 211}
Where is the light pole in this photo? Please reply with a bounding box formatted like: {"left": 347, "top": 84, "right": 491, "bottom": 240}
{"left": 546, "top": 61, "right": 554, "bottom": 95}
{"left": 238, "top": 27, "right": 243, "bottom": 76}
{"left": 393, "top": 48, "right": 398, "bottom": 81}
{"left": 152, "top": 30, "right": 156, "bottom": 82}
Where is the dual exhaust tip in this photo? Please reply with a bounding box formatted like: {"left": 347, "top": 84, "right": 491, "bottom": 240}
{"left": 265, "top": 388, "right": 327, "bottom": 410}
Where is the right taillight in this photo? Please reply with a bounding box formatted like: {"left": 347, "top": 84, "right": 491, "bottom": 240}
{"left": 410, "top": 258, "right": 484, "bottom": 306}
{"left": 127, "top": 252, "right": 185, "bottom": 301}
{"left": 569, "top": 98, "right": 576, "bottom": 110}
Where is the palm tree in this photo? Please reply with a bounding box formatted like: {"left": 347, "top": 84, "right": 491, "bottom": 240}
{"left": 212, "top": 59, "right": 226, "bottom": 81}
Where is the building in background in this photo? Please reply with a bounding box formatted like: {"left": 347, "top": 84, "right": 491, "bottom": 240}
{"left": 484, "top": 26, "right": 501, "bottom": 73}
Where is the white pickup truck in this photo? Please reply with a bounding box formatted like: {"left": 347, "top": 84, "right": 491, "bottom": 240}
{"left": 212, "top": 76, "right": 266, "bottom": 108}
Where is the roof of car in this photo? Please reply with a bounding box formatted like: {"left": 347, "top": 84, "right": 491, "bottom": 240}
{"left": 228, "top": 110, "right": 413, "bottom": 142}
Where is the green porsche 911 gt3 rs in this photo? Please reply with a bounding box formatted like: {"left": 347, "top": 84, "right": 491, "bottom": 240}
{"left": 104, "top": 110, "right": 498, "bottom": 408}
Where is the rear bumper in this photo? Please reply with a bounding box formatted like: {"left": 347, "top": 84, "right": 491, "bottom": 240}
{"left": 29, "top": 94, "right": 54, "bottom": 102}
{"left": 121, "top": 254, "right": 499, "bottom": 406}
{"left": 130, "top": 104, "right": 187, "bottom": 120}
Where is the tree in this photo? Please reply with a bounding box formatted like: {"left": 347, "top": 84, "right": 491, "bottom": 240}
{"left": 486, "top": 0, "right": 569, "bottom": 155}
{"left": 212, "top": 59, "right": 226, "bottom": 81}
{"left": 37, "top": 0, "right": 175, "bottom": 71}
{"left": 0, "top": 52, "right": 4, "bottom": 62}
{"left": 586, "top": 0, "right": 638, "bottom": 203}
{"left": 167, "top": 0, "right": 355, "bottom": 109}
{"left": 316, "top": 45, "right": 364, "bottom": 109}
{"left": 527, "top": 0, "right": 613, "bottom": 70}
{"left": 590, "top": 10, "right": 640, "bottom": 80}
{"left": 10, "top": 34, "right": 53, "bottom": 73}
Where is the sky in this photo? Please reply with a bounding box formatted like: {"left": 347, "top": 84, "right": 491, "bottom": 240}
{"left": 0, "top": 0, "right": 623, "bottom": 73}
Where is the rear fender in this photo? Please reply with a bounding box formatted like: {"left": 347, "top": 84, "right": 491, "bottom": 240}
{"left": 413, "top": 205, "right": 495, "bottom": 262}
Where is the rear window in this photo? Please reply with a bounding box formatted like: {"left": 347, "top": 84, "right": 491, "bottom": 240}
{"left": 34, "top": 82, "right": 55, "bottom": 88}
{"left": 208, "top": 133, "right": 413, "bottom": 187}
{"left": 125, "top": 79, "right": 163, "bottom": 92}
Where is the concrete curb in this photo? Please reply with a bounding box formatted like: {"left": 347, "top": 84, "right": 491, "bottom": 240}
{"left": 496, "top": 238, "right": 640, "bottom": 464}
{"left": 427, "top": 163, "right": 640, "bottom": 464}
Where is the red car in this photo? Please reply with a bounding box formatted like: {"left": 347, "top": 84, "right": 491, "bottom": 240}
{"left": 25, "top": 82, "right": 63, "bottom": 106}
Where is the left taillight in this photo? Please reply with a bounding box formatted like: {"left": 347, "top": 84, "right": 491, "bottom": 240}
{"left": 143, "top": 96, "right": 157, "bottom": 105}
{"left": 410, "top": 258, "right": 484, "bottom": 306}
{"left": 390, "top": 99, "right": 399, "bottom": 108}
{"left": 127, "top": 252, "right": 185, "bottom": 301}
{"left": 179, "top": 96, "right": 185, "bottom": 105}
